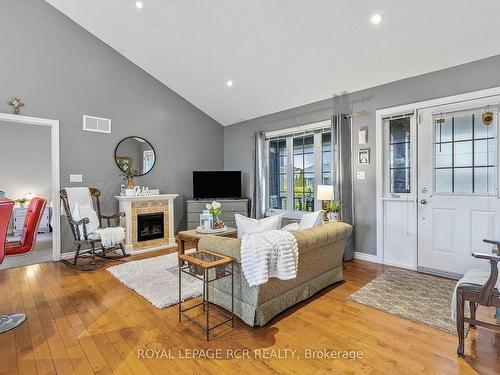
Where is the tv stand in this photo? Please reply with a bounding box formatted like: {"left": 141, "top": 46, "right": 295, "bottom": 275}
{"left": 186, "top": 198, "right": 249, "bottom": 229}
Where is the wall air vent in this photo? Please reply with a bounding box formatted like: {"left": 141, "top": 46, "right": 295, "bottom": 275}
{"left": 83, "top": 115, "right": 111, "bottom": 134}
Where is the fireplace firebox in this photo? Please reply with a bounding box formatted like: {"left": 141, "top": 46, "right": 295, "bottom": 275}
{"left": 137, "top": 212, "right": 164, "bottom": 242}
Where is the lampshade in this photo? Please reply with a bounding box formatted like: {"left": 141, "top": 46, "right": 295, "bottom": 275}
{"left": 316, "top": 185, "right": 334, "bottom": 200}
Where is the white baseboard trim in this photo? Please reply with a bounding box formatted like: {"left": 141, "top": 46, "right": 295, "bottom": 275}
{"left": 353, "top": 252, "right": 383, "bottom": 264}
{"left": 60, "top": 243, "right": 177, "bottom": 260}
{"left": 383, "top": 260, "right": 416, "bottom": 270}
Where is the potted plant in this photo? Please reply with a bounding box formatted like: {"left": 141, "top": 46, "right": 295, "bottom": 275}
{"left": 120, "top": 167, "right": 138, "bottom": 189}
{"left": 328, "top": 200, "right": 342, "bottom": 222}
{"left": 16, "top": 197, "right": 29, "bottom": 208}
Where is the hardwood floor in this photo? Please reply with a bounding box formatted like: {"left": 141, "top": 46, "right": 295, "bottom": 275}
{"left": 0, "top": 250, "right": 498, "bottom": 374}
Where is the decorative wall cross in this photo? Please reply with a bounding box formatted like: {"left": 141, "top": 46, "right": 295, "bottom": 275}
{"left": 8, "top": 97, "right": 24, "bottom": 114}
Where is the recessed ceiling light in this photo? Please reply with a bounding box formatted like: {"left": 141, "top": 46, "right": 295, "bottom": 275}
{"left": 226, "top": 80, "right": 234, "bottom": 87}
{"left": 370, "top": 14, "right": 382, "bottom": 25}
{"left": 135, "top": 1, "right": 144, "bottom": 10}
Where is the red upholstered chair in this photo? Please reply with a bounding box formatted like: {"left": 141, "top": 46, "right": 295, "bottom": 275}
{"left": 5, "top": 197, "right": 47, "bottom": 257}
{"left": 0, "top": 197, "right": 47, "bottom": 334}
{"left": 0, "top": 199, "right": 14, "bottom": 264}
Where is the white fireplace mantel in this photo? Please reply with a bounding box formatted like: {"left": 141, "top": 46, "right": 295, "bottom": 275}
{"left": 115, "top": 194, "right": 178, "bottom": 254}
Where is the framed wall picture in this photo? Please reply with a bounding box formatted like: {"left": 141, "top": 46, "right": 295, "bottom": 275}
{"left": 358, "top": 149, "right": 370, "bottom": 165}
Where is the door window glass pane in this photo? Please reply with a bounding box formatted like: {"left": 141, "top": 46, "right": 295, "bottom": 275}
{"left": 454, "top": 115, "right": 473, "bottom": 141}
{"left": 474, "top": 167, "right": 496, "bottom": 194}
{"left": 474, "top": 139, "right": 496, "bottom": 166}
{"left": 435, "top": 169, "right": 452, "bottom": 193}
{"left": 454, "top": 141, "right": 472, "bottom": 167}
{"left": 435, "top": 143, "right": 452, "bottom": 168}
{"left": 388, "top": 117, "right": 411, "bottom": 193}
{"left": 435, "top": 117, "right": 452, "bottom": 143}
{"left": 454, "top": 168, "right": 473, "bottom": 193}
{"left": 434, "top": 111, "right": 497, "bottom": 194}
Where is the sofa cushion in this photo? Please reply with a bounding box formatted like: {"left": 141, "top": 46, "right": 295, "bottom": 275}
{"left": 281, "top": 222, "right": 299, "bottom": 232}
{"left": 235, "top": 214, "right": 282, "bottom": 238}
{"left": 299, "top": 210, "right": 323, "bottom": 229}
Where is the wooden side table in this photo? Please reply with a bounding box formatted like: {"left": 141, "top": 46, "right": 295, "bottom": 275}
{"left": 178, "top": 250, "right": 234, "bottom": 341}
{"left": 177, "top": 227, "right": 237, "bottom": 259}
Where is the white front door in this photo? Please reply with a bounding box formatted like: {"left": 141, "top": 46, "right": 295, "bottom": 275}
{"left": 417, "top": 98, "right": 500, "bottom": 277}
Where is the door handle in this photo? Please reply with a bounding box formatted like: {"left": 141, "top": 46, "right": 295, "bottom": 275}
{"left": 420, "top": 199, "right": 428, "bottom": 205}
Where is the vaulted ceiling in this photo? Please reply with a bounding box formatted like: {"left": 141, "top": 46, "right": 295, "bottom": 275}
{"left": 45, "top": 0, "right": 500, "bottom": 125}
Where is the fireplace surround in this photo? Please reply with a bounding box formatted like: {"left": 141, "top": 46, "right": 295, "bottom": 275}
{"left": 115, "top": 194, "right": 178, "bottom": 253}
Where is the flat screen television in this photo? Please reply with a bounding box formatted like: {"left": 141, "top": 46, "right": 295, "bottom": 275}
{"left": 193, "top": 171, "right": 241, "bottom": 199}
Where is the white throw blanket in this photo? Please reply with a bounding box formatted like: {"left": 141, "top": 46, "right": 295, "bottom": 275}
{"left": 63, "top": 187, "right": 92, "bottom": 213}
{"left": 451, "top": 268, "right": 500, "bottom": 320}
{"left": 94, "top": 227, "right": 126, "bottom": 248}
{"left": 240, "top": 230, "right": 299, "bottom": 286}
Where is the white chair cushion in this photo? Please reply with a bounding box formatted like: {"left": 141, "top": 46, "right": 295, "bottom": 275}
{"left": 299, "top": 210, "right": 323, "bottom": 230}
{"left": 72, "top": 202, "right": 100, "bottom": 235}
{"left": 281, "top": 222, "right": 299, "bottom": 232}
{"left": 235, "top": 214, "right": 283, "bottom": 238}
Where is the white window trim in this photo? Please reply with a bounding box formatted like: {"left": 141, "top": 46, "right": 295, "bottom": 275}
{"left": 265, "top": 122, "right": 332, "bottom": 218}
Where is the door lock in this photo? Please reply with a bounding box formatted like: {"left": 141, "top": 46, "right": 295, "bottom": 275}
{"left": 420, "top": 199, "right": 428, "bottom": 205}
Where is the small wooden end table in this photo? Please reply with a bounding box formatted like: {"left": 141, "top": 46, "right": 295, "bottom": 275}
{"left": 178, "top": 250, "right": 234, "bottom": 341}
{"left": 177, "top": 227, "right": 237, "bottom": 259}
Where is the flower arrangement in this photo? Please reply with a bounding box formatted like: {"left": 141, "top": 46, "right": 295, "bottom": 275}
{"left": 206, "top": 201, "right": 222, "bottom": 219}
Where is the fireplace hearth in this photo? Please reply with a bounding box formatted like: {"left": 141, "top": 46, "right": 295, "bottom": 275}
{"left": 137, "top": 212, "right": 164, "bottom": 242}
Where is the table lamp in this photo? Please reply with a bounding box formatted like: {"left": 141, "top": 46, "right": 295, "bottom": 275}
{"left": 317, "top": 185, "right": 334, "bottom": 221}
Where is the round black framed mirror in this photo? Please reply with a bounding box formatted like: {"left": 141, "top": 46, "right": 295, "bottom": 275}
{"left": 115, "top": 136, "right": 156, "bottom": 176}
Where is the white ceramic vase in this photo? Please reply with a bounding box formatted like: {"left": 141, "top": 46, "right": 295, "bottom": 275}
{"left": 328, "top": 212, "right": 340, "bottom": 222}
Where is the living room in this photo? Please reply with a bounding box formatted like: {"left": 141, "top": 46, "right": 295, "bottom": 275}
{"left": 0, "top": 0, "right": 499, "bottom": 374}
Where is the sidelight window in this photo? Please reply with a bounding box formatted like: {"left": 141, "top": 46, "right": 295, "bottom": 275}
{"left": 386, "top": 117, "right": 412, "bottom": 194}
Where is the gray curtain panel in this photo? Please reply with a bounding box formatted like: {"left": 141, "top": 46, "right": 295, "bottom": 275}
{"left": 333, "top": 114, "right": 355, "bottom": 260}
{"left": 251, "top": 131, "right": 267, "bottom": 219}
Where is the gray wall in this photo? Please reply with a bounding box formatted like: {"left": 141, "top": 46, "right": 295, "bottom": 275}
{"left": 0, "top": 121, "right": 51, "bottom": 230}
{"left": 224, "top": 54, "right": 500, "bottom": 255}
{"left": 0, "top": 0, "right": 224, "bottom": 252}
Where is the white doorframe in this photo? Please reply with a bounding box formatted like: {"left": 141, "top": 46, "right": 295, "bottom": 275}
{"left": 376, "top": 86, "right": 500, "bottom": 265}
{"left": 0, "top": 113, "right": 61, "bottom": 261}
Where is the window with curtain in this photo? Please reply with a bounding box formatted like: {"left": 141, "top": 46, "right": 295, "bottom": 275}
{"left": 267, "top": 123, "right": 334, "bottom": 214}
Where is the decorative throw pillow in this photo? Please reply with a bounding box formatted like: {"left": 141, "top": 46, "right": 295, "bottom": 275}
{"left": 235, "top": 214, "right": 283, "bottom": 238}
{"left": 281, "top": 222, "right": 300, "bottom": 232}
{"left": 299, "top": 210, "right": 323, "bottom": 230}
{"left": 72, "top": 202, "right": 100, "bottom": 234}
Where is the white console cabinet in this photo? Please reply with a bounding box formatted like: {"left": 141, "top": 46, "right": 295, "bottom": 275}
{"left": 13, "top": 206, "right": 51, "bottom": 236}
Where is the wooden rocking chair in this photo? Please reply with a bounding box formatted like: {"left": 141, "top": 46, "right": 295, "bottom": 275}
{"left": 456, "top": 239, "right": 500, "bottom": 357}
{"left": 61, "top": 188, "right": 129, "bottom": 271}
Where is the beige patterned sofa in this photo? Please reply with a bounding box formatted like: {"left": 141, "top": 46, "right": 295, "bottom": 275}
{"left": 198, "top": 222, "right": 353, "bottom": 327}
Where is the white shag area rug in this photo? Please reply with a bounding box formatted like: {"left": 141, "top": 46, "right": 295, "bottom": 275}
{"left": 107, "top": 251, "right": 203, "bottom": 309}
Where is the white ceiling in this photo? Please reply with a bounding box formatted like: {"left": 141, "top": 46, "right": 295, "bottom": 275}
{"left": 45, "top": 0, "right": 500, "bottom": 126}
